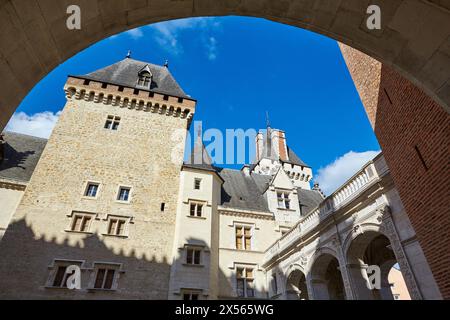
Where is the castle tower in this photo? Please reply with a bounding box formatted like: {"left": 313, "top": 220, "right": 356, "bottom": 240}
{"left": 252, "top": 127, "right": 313, "bottom": 190}
{"left": 0, "top": 56, "right": 196, "bottom": 299}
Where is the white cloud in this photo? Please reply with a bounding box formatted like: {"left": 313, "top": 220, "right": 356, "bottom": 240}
{"left": 315, "top": 150, "right": 381, "bottom": 195}
{"left": 6, "top": 111, "right": 61, "bottom": 139}
{"left": 206, "top": 37, "right": 218, "bottom": 60}
{"left": 149, "top": 17, "right": 221, "bottom": 58}
{"left": 126, "top": 27, "right": 144, "bottom": 40}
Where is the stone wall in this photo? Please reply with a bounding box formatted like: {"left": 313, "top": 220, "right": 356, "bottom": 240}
{"left": 0, "top": 82, "right": 192, "bottom": 299}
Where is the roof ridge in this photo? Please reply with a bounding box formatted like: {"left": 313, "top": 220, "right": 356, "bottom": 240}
{"left": 2, "top": 131, "right": 49, "bottom": 141}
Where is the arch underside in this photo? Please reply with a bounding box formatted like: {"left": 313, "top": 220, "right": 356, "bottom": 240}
{"left": 0, "top": 0, "right": 449, "bottom": 130}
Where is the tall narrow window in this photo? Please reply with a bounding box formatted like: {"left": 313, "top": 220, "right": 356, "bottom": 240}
{"left": 94, "top": 267, "right": 117, "bottom": 290}
{"left": 71, "top": 213, "right": 93, "bottom": 233}
{"left": 236, "top": 226, "right": 252, "bottom": 250}
{"left": 194, "top": 178, "right": 201, "bottom": 190}
{"left": 236, "top": 267, "right": 254, "bottom": 298}
{"left": 117, "top": 187, "right": 131, "bottom": 202}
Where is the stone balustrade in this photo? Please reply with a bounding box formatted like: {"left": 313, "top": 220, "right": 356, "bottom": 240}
{"left": 264, "top": 156, "right": 382, "bottom": 264}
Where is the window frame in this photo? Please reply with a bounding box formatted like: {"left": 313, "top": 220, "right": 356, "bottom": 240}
{"left": 104, "top": 215, "right": 129, "bottom": 237}
{"left": 185, "top": 247, "right": 202, "bottom": 266}
{"left": 104, "top": 115, "right": 121, "bottom": 131}
{"left": 181, "top": 289, "right": 202, "bottom": 300}
{"left": 276, "top": 190, "right": 291, "bottom": 210}
{"left": 116, "top": 186, "right": 132, "bottom": 203}
{"left": 236, "top": 266, "right": 255, "bottom": 298}
{"left": 188, "top": 201, "right": 204, "bottom": 218}
{"left": 235, "top": 225, "right": 253, "bottom": 251}
{"left": 46, "top": 259, "right": 84, "bottom": 289}
{"left": 69, "top": 212, "right": 95, "bottom": 234}
{"left": 194, "top": 178, "right": 202, "bottom": 190}
{"left": 83, "top": 182, "right": 100, "bottom": 199}
{"left": 89, "top": 263, "right": 122, "bottom": 291}
{"left": 137, "top": 71, "right": 152, "bottom": 88}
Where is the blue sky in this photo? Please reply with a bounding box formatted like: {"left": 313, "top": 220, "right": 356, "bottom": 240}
{"left": 6, "top": 16, "right": 380, "bottom": 194}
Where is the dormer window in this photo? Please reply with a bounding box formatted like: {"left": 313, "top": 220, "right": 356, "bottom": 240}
{"left": 137, "top": 66, "right": 152, "bottom": 89}
{"left": 137, "top": 71, "right": 151, "bottom": 88}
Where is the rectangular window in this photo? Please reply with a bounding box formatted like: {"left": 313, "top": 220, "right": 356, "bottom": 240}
{"left": 236, "top": 267, "right": 254, "bottom": 298}
{"left": 183, "top": 291, "right": 200, "bottom": 300}
{"left": 105, "top": 115, "right": 120, "bottom": 130}
{"left": 71, "top": 213, "right": 93, "bottom": 233}
{"left": 186, "top": 248, "right": 201, "bottom": 265}
{"left": 163, "top": 95, "right": 169, "bottom": 101}
{"left": 52, "top": 266, "right": 69, "bottom": 288}
{"left": 50, "top": 261, "right": 82, "bottom": 288}
{"left": 94, "top": 267, "right": 117, "bottom": 290}
{"left": 84, "top": 183, "right": 99, "bottom": 197}
{"left": 107, "top": 218, "right": 127, "bottom": 236}
{"left": 189, "top": 203, "right": 203, "bottom": 217}
{"left": 235, "top": 226, "right": 252, "bottom": 250}
{"left": 277, "top": 191, "right": 291, "bottom": 209}
{"left": 194, "top": 178, "right": 201, "bottom": 190}
{"left": 178, "top": 97, "right": 184, "bottom": 103}
{"left": 117, "top": 187, "right": 131, "bottom": 202}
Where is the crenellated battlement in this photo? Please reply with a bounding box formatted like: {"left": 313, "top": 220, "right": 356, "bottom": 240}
{"left": 64, "top": 77, "right": 196, "bottom": 122}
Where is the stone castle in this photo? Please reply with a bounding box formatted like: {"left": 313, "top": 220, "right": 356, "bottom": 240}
{"left": 0, "top": 57, "right": 441, "bottom": 299}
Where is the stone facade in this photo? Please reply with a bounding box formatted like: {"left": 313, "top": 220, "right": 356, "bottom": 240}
{"left": 0, "top": 62, "right": 196, "bottom": 298}
{"left": 0, "top": 57, "right": 443, "bottom": 300}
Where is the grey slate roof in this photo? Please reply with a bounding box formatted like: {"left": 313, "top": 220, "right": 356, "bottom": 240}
{"left": 183, "top": 135, "right": 217, "bottom": 173}
{"left": 75, "top": 58, "right": 191, "bottom": 99}
{"left": 0, "top": 132, "right": 47, "bottom": 183}
{"left": 284, "top": 147, "right": 308, "bottom": 167}
{"left": 297, "top": 188, "right": 324, "bottom": 215}
{"left": 219, "top": 169, "right": 272, "bottom": 212}
{"left": 218, "top": 168, "right": 323, "bottom": 214}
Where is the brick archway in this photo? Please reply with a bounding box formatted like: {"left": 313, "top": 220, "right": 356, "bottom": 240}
{"left": 1, "top": 0, "right": 449, "bottom": 298}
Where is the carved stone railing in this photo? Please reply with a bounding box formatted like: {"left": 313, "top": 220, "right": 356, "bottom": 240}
{"left": 263, "top": 155, "right": 383, "bottom": 264}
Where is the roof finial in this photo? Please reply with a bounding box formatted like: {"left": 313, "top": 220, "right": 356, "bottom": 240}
{"left": 265, "top": 111, "right": 271, "bottom": 129}
{"left": 164, "top": 59, "right": 169, "bottom": 68}
{"left": 126, "top": 50, "right": 132, "bottom": 59}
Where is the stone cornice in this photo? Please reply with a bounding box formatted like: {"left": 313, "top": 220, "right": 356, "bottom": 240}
{"left": 218, "top": 206, "right": 274, "bottom": 220}
{"left": 0, "top": 178, "right": 27, "bottom": 191}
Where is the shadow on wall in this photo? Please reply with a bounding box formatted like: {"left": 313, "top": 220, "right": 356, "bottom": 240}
{"left": 0, "top": 143, "right": 36, "bottom": 172}
{"left": 0, "top": 218, "right": 171, "bottom": 299}
{"left": 0, "top": 219, "right": 232, "bottom": 300}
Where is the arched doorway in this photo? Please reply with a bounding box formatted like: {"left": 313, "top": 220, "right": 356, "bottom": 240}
{"left": 286, "top": 268, "right": 309, "bottom": 300}
{"left": 346, "top": 231, "right": 412, "bottom": 300}
{"left": 310, "top": 253, "right": 345, "bottom": 300}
